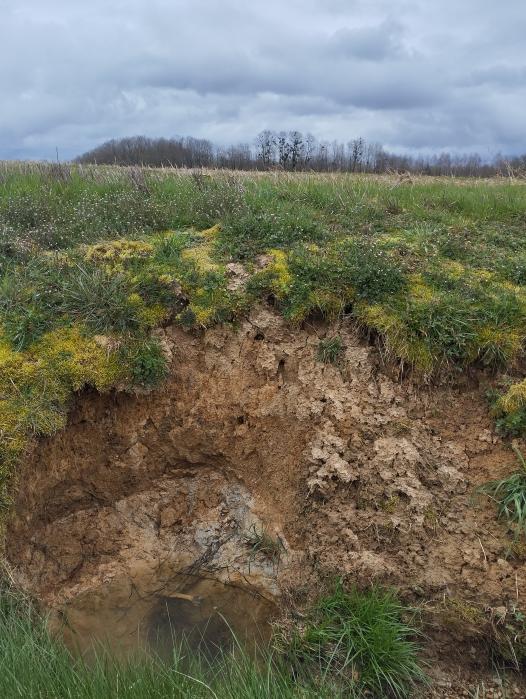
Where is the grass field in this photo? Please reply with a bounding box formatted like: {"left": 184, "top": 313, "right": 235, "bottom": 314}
{"left": 1, "top": 164, "right": 526, "bottom": 503}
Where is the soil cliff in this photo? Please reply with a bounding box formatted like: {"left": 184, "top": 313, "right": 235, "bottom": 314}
{"left": 6, "top": 308, "right": 526, "bottom": 693}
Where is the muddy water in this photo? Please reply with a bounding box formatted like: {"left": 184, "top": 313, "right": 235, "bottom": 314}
{"left": 147, "top": 578, "right": 276, "bottom": 660}
{"left": 51, "top": 573, "right": 276, "bottom": 661}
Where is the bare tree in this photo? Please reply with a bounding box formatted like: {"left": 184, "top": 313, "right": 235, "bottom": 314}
{"left": 304, "top": 133, "right": 317, "bottom": 168}
{"left": 76, "top": 133, "right": 525, "bottom": 178}
{"left": 255, "top": 130, "right": 276, "bottom": 168}
{"left": 277, "top": 132, "right": 291, "bottom": 169}
{"left": 289, "top": 131, "right": 304, "bottom": 170}
{"left": 348, "top": 137, "right": 365, "bottom": 172}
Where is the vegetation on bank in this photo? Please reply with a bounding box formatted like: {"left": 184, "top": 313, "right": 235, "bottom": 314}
{"left": 479, "top": 445, "right": 526, "bottom": 537}
{"left": 0, "top": 576, "right": 426, "bottom": 698}
{"left": 1, "top": 164, "right": 526, "bottom": 505}
{"left": 281, "top": 583, "right": 427, "bottom": 697}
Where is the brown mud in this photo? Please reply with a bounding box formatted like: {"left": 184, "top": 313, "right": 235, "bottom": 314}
{"left": 5, "top": 307, "right": 526, "bottom": 695}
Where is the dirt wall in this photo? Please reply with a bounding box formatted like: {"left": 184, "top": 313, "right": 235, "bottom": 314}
{"left": 5, "top": 308, "right": 526, "bottom": 688}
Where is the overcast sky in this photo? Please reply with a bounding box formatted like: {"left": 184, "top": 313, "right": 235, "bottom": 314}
{"left": 1, "top": 0, "right": 525, "bottom": 160}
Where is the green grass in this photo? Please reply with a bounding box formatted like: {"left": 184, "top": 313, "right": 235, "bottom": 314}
{"left": 4, "top": 166, "right": 525, "bottom": 371}
{"left": 1, "top": 164, "right": 526, "bottom": 503}
{"left": 0, "top": 576, "right": 426, "bottom": 698}
{"left": 282, "top": 582, "right": 427, "bottom": 698}
{"left": 242, "top": 524, "right": 285, "bottom": 569}
{"left": 478, "top": 445, "right": 526, "bottom": 534}
{"left": 0, "top": 590, "right": 317, "bottom": 699}
{"left": 317, "top": 336, "right": 345, "bottom": 365}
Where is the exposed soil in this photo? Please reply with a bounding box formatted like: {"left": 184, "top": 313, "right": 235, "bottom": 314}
{"left": 5, "top": 307, "right": 526, "bottom": 694}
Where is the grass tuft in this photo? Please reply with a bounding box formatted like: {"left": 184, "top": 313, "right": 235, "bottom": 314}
{"left": 317, "top": 336, "right": 344, "bottom": 365}
{"left": 243, "top": 524, "right": 285, "bottom": 569}
{"left": 478, "top": 445, "right": 526, "bottom": 534}
{"left": 282, "top": 582, "right": 427, "bottom": 698}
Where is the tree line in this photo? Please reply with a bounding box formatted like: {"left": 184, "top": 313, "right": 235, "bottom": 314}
{"left": 76, "top": 131, "right": 526, "bottom": 178}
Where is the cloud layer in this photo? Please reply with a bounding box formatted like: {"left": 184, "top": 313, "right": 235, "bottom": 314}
{"left": 1, "top": 0, "right": 525, "bottom": 160}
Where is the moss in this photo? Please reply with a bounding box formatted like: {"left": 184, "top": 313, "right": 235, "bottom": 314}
{"left": 471, "top": 268, "right": 495, "bottom": 283}
{"left": 488, "top": 383, "right": 526, "bottom": 437}
{"left": 407, "top": 274, "right": 435, "bottom": 303}
{"left": 355, "top": 302, "right": 435, "bottom": 372}
{"left": 499, "top": 379, "right": 526, "bottom": 414}
{"left": 505, "top": 536, "right": 526, "bottom": 560}
{"left": 186, "top": 284, "right": 237, "bottom": 328}
{"left": 267, "top": 249, "right": 292, "bottom": 297}
{"left": 85, "top": 239, "right": 153, "bottom": 263}
{"left": 33, "top": 326, "right": 123, "bottom": 392}
{"left": 379, "top": 495, "right": 400, "bottom": 513}
{"left": 441, "top": 259, "right": 466, "bottom": 280}
{"left": 439, "top": 597, "right": 487, "bottom": 636}
{"left": 136, "top": 303, "right": 170, "bottom": 328}
{"left": 0, "top": 325, "right": 126, "bottom": 510}
{"left": 200, "top": 223, "right": 221, "bottom": 239}
{"left": 181, "top": 243, "right": 220, "bottom": 274}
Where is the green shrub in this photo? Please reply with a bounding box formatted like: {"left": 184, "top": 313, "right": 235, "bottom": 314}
{"left": 124, "top": 338, "right": 168, "bottom": 388}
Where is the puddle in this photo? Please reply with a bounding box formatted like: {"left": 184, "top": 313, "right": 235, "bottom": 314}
{"left": 10, "top": 446, "right": 286, "bottom": 663}
{"left": 53, "top": 573, "right": 277, "bottom": 661}
{"left": 147, "top": 577, "right": 276, "bottom": 661}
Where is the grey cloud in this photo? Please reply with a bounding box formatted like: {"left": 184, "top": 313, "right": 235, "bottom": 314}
{"left": 327, "top": 21, "right": 408, "bottom": 61}
{"left": 1, "top": 0, "right": 525, "bottom": 160}
{"left": 462, "top": 65, "right": 526, "bottom": 88}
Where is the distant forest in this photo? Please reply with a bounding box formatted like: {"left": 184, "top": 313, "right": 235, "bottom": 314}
{"left": 76, "top": 131, "right": 526, "bottom": 177}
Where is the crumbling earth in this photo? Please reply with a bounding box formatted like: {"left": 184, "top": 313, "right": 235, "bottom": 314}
{"left": 5, "top": 307, "right": 526, "bottom": 694}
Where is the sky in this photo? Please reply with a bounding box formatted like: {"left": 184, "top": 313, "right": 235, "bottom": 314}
{"left": 1, "top": 0, "right": 525, "bottom": 161}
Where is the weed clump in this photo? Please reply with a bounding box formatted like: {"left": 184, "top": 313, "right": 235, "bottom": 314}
{"left": 243, "top": 524, "right": 285, "bottom": 570}
{"left": 60, "top": 265, "right": 142, "bottom": 335}
{"left": 478, "top": 445, "right": 526, "bottom": 535}
{"left": 123, "top": 337, "right": 169, "bottom": 388}
{"left": 282, "top": 582, "right": 427, "bottom": 698}
{"left": 317, "top": 336, "right": 344, "bottom": 365}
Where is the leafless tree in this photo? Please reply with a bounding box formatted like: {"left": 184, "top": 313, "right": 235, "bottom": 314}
{"left": 255, "top": 130, "right": 276, "bottom": 167}
{"left": 76, "top": 133, "right": 526, "bottom": 178}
